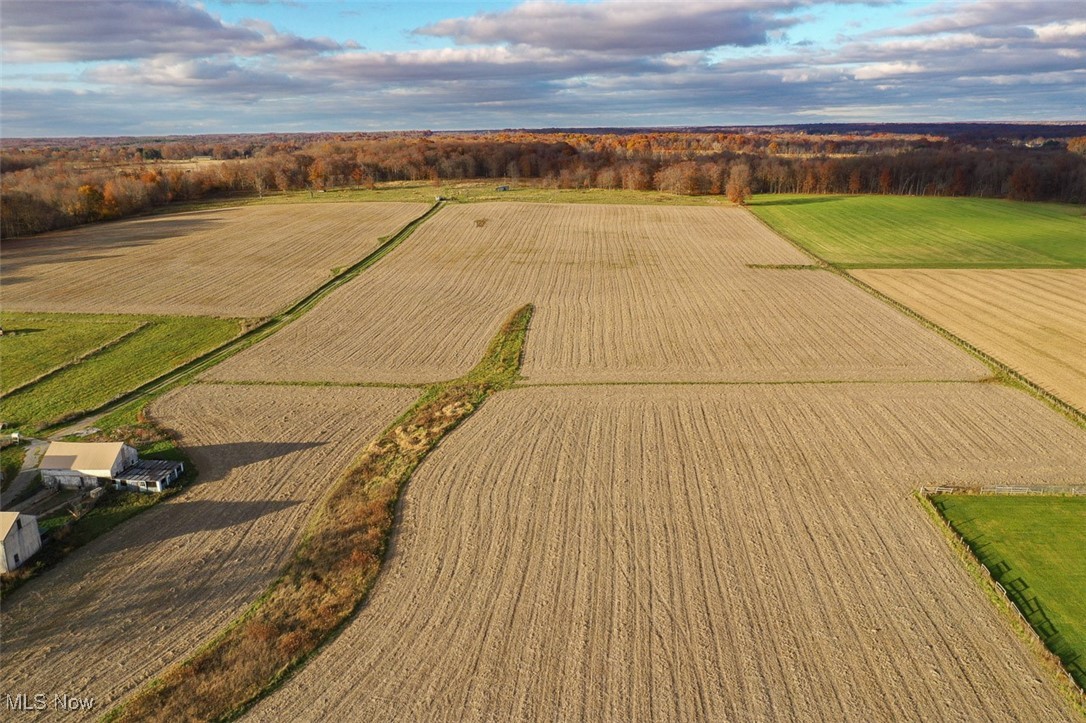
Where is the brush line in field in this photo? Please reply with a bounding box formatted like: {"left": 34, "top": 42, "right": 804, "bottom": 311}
{"left": 249, "top": 384, "right": 1086, "bottom": 722}
{"left": 0, "top": 385, "right": 416, "bottom": 719}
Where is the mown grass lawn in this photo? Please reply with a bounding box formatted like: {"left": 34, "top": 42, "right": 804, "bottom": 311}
{"left": 0, "top": 315, "right": 240, "bottom": 432}
{"left": 0, "top": 312, "right": 145, "bottom": 393}
{"left": 748, "top": 195, "right": 1086, "bottom": 268}
{"left": 933, "top": 494, "right": 1086, "bottom": 690}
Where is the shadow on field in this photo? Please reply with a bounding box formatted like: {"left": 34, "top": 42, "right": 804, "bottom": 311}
{"left": 108, "top": 498, "right": 303, "bottom": 551}
{"left": 754, "top": 196, "right": 844, "bottom": 206}
{"left": 182, "top": 440, "right": 326, "bottom": 473}
{"left": 1, "top": 215, "right": 225, "bottom": 268}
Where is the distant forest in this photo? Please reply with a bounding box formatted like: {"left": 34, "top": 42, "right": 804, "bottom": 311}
{"left": 3, "top": 123, "right": 1085, "bottom": 238}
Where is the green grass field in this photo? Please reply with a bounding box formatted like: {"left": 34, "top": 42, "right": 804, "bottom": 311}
{"left": 933, "top": 495, "right": 1086, "bottom": 689}
{"left": 0, "top": 314, "right": 239, "bottom": 432}
{"left": 748, "top": 195, "right": 1086, "bottom": 268}
{"left": 0, "top": 312, "right": 147, "bottom": 393}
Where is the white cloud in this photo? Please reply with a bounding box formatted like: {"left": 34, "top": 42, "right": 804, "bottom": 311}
{"left": 852, "top": 61, "right": 925, "bottom": 80}
{"left": 1032, "top": 20, "right": 1086, "bottom": 42}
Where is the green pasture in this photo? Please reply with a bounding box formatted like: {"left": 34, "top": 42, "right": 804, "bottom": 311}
{"left": 0, "top": 314, "right": 239, "bottom": 432}
{"left": 0, "top": 312, "right": 145, "bottom": 393}
{"left": 749, "top": 195, "right": 1086, "bottom": 268}
{"left": 933, "top": 494, "right": 1086, "bottom": 690}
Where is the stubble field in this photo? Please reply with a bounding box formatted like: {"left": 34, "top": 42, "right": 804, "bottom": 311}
{"left": 0, "top": 202, "right": 427, "bottom": 317}
{"left": 853, "top": 269, "right": 1086, "bottom": 412}
{"left": 250, "top": 384, "right": 1086, "bottom": 722}
{"left": 0, "top": 383, "right": 415, "bottom": 716}
{"left": 208, "top": 202, "right": 985, "bottom": 385}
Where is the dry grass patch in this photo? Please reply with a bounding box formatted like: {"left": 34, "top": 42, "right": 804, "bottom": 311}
{"left": 1, "top": 202, "right": 427, "bottom": 317}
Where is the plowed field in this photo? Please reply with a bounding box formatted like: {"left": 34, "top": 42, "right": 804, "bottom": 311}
{"left": 0, "top": 202, "right": 427, "bottom": 317}
{"left": 0, "top": 384, "right": 415, "bottom": 717}
{"left": 208, "top": 203, "right": 985, "bottom": 384}
{"left": 249, "top": 384, "right": 1086, "bottom": 722}
{"left": 854, "top": 269, "right": 1086, "bottom": 412}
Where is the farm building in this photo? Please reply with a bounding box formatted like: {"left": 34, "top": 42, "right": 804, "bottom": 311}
{"left": 39, "top": 441, "right": 138, "bottom": 490}
{"left": 114, "top": 459, "right": 184, "bottom": 493}
{"left": 1, "top": 511, "right": 42, "bottom": 572}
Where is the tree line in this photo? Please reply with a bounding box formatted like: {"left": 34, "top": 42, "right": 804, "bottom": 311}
{"left": 3, "top": 130, "right": 1084, "bottom": 238}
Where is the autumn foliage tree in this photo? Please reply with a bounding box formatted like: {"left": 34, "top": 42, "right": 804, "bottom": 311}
{"left": 726, "top": 163, "right": 752, "bottom": 205}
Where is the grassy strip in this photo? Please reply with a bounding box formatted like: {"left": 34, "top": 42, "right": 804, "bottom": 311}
{"left": 195, "top": 379, "right": 427, "bottom": 390}
{"left": 0, "top": 421, "right": 190, "bottom": 597}
{"left": 41, "top": 201, "right": 444, "bottom": 438}
{"left": 918, "top": 493, "right": 1086, "bottom": 715}
{"left": 742, "top": 207, "right": 1086, "bottom": 428}
{"left": 745, "top": 263, "right": 823, "bottom": 270}
{"left": 2, "top": 316, "right": 240, "bottom": 433}
{"left": 0, "top": 311, "right": 145, "bottom": 393}
{"left": 748, "top": 195, "right": 1086, "bottom": 268}
{"left": 3, "top": 321, "right": 152, "bottom": 397}
{"left": 107, "top": 304, "right": 533, "bottom": 723}
{"left": 0, "top": 443, "right": 27, "bottom": 492}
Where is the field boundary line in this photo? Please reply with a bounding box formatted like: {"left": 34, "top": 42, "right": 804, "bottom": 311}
{"left": 918, "top": 491, "right": 1086, "bottom": 713}
{"left": 195, "top": 379, "right": 428, "bottom": 390}
{"left": 513, "top": 378, "right": 981, "bottom": 389}
{"left": 2, "top": 320, "right": 152, "bottom": 398}
{"left": 42, "top": 201, "right": 445, "bottom": 437}
{"left": 743, "top": 208, "right": 1086, "bottom": 428}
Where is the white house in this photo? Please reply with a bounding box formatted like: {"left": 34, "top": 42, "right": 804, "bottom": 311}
{"left": 1, "top": 511, "right": 42, "bottom": 572}
{"left": 39, "top": 442, "right": 138, "bottom": 490}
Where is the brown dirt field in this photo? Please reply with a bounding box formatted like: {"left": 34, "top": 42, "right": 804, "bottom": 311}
{"left": 853, "top": 269, "right": 1086, "bottom": 413}
{"left": 207, "top": 203, "right": 985, "bottom": 384}
{"left": 0, "top": 202, "right": 427, "bottom": 317}
{"left": 248, "top": 384, "right": 1086, "bottom": 723}
{"left": 0, "top": 384, "right": 415, "bottom": 719}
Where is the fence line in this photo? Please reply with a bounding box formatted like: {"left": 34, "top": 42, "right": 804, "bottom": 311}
{"left": 921, "top": 484, "right": 1086, "bottom": 496}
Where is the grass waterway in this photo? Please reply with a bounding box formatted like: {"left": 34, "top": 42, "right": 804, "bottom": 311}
{"left": 108, "top": 304, "right": 533, "bottom": 722}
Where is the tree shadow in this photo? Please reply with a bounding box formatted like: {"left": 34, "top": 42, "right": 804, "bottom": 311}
{"left": 182, "top": 440, "right": 327, "bottom": 473}
{"left": 1, "top": 215, "right": 226, "bottom": 268}
{"left": 108, "top": 498, "right": 303, "bottom": 551}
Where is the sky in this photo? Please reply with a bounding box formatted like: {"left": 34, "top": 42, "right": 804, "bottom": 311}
{"left": 1, "top": 0, "right": 1084, "bottom": 137}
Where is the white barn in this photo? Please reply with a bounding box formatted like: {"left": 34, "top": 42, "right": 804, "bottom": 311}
{"left": 1, "top": 511, "right": 42, "bottom": 572}
{"left": 39, "top": 442, "right": 138, "bottom": 490}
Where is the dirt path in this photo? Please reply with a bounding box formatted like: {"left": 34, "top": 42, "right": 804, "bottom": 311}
{"left": 249, "top": 384, "right": 1086, "bottom": 722}
{"left": 0, "top": 384, "right": 415, "bottom": 719}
